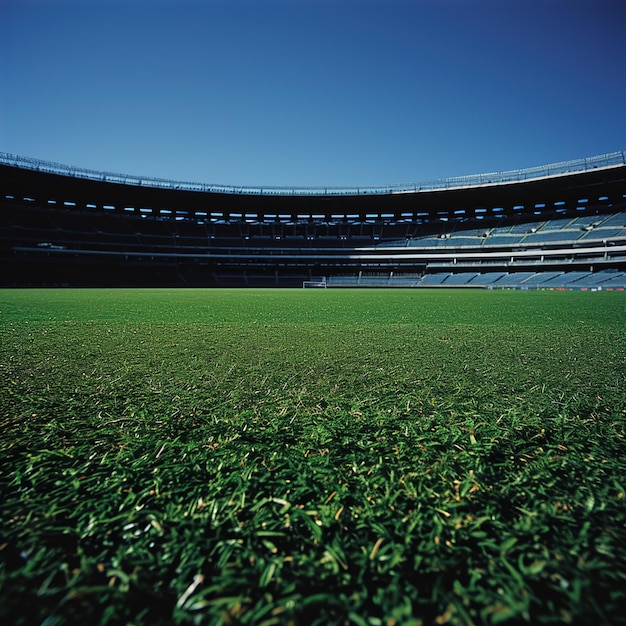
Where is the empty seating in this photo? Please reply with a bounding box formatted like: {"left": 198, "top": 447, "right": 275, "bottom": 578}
{"left": 599, "top": 273, "right": 626, "bottom": 288}
{"left": 522, "top": 231, "right": 582, "bottom": 245}
{"left": 521, "top": 272, "right": 564, "bottom": 285}
{"left": 418, "top": 273, "right": 451, "bottom": 285}
{"left": 445, "top": 272, "right": 479, "bottom": 285}
{"left": 471, "top": 272, "right": 508, "bottom": 285}
{"left": 483, "top": 234, "right": 526, "bottom": 247}
{"left": 497, "top": 272, "right": 536, "bottom": 286}
{"left": 579, "top": 227, "right": 626, "bottom": 241}
{"left": 599, "top": 213, "right": 626, "bottom": 227}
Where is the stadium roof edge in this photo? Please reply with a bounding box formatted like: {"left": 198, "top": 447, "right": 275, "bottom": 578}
{"left": 1, "top": 150, "right": 624, "bottom": 198}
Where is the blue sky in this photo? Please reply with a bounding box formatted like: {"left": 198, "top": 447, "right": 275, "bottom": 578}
{"left": 1, "top": 0, "right": 625, "bottom": 188}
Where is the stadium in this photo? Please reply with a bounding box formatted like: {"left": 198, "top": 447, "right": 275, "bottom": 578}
{"left": 3, "top": 152, "right": 626, "bottom": 624}
{"left": 2, "top": 150, "right": 626, "bottom": 289}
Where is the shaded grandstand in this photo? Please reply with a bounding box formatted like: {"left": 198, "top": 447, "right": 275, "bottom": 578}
{"left": 1, "top": 151, "right": 625, "bottom": 288}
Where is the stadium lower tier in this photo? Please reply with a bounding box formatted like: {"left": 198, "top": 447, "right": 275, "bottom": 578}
{"left": 325, "top": 270, "right": 626, "bottom": 290}
{"left": 4, "top": 257, "right": 625, "bottom": 289}
{"left": 3, "top": 239, "right": 626, "bottom": 290}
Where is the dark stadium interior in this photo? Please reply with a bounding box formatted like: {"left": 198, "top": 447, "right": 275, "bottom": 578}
{"left": 2, "top": 152, "right": 625, "bottom": 288}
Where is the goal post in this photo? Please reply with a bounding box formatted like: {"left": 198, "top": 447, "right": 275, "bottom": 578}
{"left": 302, "top": 279, "right": 327, "bottom": 288}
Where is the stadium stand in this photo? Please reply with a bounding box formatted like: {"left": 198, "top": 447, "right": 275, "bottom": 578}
{"left": 1, "top": 151, "right": 626, "bottom": 288}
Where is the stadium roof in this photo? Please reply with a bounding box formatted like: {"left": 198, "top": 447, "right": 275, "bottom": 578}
{"left": 1, "top": 151, "right": 624, "bottom": 198}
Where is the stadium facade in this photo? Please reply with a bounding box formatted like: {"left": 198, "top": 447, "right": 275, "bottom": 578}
{"left": 1, "top": 151, "right": 626, "bottom": 289}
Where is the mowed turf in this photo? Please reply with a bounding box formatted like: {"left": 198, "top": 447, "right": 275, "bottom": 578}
{"left": 1, "top": 288, "right": 626, "bottom": 626}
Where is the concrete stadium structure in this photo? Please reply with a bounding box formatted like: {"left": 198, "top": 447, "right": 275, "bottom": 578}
{"left": 1, "top": 151, "right": 626, "bottom": 289}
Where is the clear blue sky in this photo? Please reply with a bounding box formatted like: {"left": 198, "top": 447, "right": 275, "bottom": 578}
{"left": 1, "top": 0, "right": 625, "bottom": 188}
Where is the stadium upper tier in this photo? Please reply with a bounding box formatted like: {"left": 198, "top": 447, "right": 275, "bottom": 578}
{"left": 1, "top": 151, "right": 626, "bottom": 224}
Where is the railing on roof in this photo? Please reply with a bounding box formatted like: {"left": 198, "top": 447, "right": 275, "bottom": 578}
{"left": 1, "top": 150, "right": 624, "bottom": 197}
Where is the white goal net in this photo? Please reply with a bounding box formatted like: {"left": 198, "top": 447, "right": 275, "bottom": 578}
{"left": 302, "top": 279, "right": 327, "bottom": 288}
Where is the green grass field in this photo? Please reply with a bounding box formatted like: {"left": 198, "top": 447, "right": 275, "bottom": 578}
{"left": 1, "top": 288, "right": 626, "bottom": 625}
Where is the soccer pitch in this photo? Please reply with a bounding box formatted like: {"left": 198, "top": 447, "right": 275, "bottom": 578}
{"left": 1, "top": 288, "right": 626, "bottom": 625}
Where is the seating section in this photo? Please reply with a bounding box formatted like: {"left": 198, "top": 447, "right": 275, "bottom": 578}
{"left": 469, "top": 272, "right": 508, "bottom": 286}
{"left": 566, "top": 270, "right": 626, "bottom": 289}
{"left": 327, "top": 270, "right": 626, "bottom": 289}
{"left": 519, "top": 271, "right": 563, "bottom": 286}
{"left": 444, "top": 272, "right": 480, "bottom": 286}
{"left": 6, "top": 203, "right": 626, "bottom": 254}
{"left": 599, "top": 213, "right": 626, "bottom": 227}
{"left": 403, "top": 213, "right": 626, "bottom": 250}
{"left": 482, "top": 234, "right": 525, "bottom": 246}
{"left": 522, "top": 230, "right": 579, "bottom": 245}
{"left": 600, "top": 273, "right": 626, "bottom": 288}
